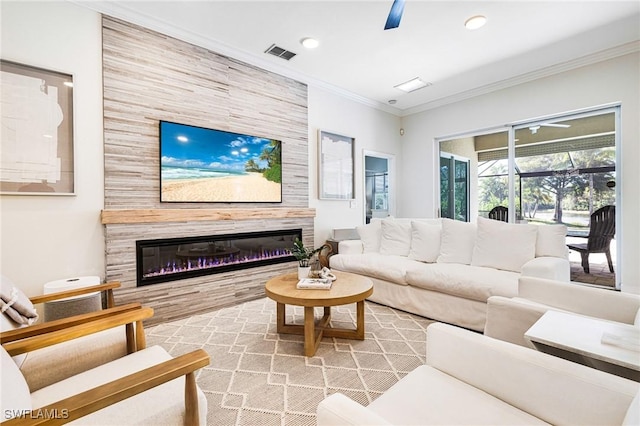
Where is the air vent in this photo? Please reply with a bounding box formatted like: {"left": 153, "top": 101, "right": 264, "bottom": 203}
{"left": 265, "top": 44, "right": 297, "bottom": 61}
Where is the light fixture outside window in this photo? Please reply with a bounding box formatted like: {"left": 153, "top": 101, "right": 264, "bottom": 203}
{"left": 300, "top": 37, "right": 319, "bottom": 49}
{"left": 465, "top": 15, "right": 487, "bottom": 30}
{"left": 394, "top": 77, "right": 430, "bottom": 93}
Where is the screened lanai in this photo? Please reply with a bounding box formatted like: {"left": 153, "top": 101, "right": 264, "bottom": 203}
{"left": 440, "top": 110, "right": 618, "bottom": 287}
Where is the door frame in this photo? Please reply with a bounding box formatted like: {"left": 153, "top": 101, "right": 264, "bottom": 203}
{"left": 363, "top": 150, "right": 396, "bottom": 223}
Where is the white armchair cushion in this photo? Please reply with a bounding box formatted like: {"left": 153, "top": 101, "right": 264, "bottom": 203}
{"left": 0, "top": 346, "right": 32, "bottom": 420}
{"left": 368, "top": 365, "right": 546, "bottom": 425}
{"left": 437, "top": 219, "right": 476, "bottom": 265}
{"left": 471, "top": 217, "right": 537, "bottom": 272}
{"left": 356, "top": 221, "right": 382, "bottom": 253}
{"left": 535, "top": 224, "right": 568, "bottom": 258}
{"left": 30, "top": 345, "right": 207, "bottom": 425}
{"left": 408, "top": 221, "right": 441, "bottom": 263}
{"left": 379, "top": 219, "right": 412, "bottom": 256}
{"left": 317, "top": 393, "right": 391, "bottom": 425}
{"left": 623, "top": 392, "right": 639, "bottom": 425}
{"left": 427, "top": 323, "right": 638, "bottom": 426}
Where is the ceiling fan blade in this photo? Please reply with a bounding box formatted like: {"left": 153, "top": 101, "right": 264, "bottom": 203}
{"left": 384, "top": 0, "right": 405, "bottom": 30}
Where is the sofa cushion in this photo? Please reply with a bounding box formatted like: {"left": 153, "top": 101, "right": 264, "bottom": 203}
{"left": 437, "top": 218, "right": 476, "bottom": 265}
{"left": 368, "top": 365, "right": 547, "bottom": 426}
{"left": 472, "top": 217, "right": 538, "bottom": 272}
{"left": 535, "top": 224, "right": 568, "bottom": 258}
{"left": 379, "top": 219, "right": 412, "bottom": 256}
{"left": 356, "top": 221, "right": 382, "bottom": 253}
{"left": 406, "top": 263, "right": 519, "bottom": 302}
{"left": 408, "top": 221, "right": 441, "bottom": 263}
{"left": 329, "top": 254, "right": 424, "bottom": 285}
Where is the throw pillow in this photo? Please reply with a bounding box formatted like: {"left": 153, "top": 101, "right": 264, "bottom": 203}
{"left": 379, "top": 219, "right": 412, "bottom": 256}
{"left": 437, "top": 218, "right": 477, "bottom": 265}
{"left": 471, "top": 216, "right": 537, "bottom": 272}
{"left": 535, "top": 224, "right": 568, "bottom": 258}
{"left": 409, "top": 221, "right": 441, "bottom": 263}
{"left": 356, "top": 220, "right": 382, "bottom": 253}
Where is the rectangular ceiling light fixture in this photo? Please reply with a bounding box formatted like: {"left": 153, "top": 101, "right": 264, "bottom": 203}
{"left": 394, "top": 77, "right": 431, "bottom": 93}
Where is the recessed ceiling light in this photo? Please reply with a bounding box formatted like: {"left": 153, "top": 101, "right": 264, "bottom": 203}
{"left": 465, "top": 15, "right": 487, "bottom": 30}
{"left": 394, "top": 77, "right": 431, "bottom": 93}
{"left": 388, "top": 99, "right": 397, "bottom": 105}
{"left": 300, "top": 37, "right": 319, "bottom": 49}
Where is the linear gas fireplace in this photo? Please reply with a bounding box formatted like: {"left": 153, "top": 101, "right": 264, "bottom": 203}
{"left": 136, "top": 229, "right": 301, "bottom": 286}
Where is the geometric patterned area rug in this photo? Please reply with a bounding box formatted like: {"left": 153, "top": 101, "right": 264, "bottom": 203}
{"left": 145, "top": 297, "right": 434, "bottom": 425}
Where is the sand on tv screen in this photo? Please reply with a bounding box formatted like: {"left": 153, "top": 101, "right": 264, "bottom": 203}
{"left": 159, "top": 121, "right": 282, "bottom": 203}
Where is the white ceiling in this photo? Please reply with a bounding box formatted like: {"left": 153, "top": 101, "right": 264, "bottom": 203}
{"left": 78, "top": 1, "right": 640, "bottom": 115}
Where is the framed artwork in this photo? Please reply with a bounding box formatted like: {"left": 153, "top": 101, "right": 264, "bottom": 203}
{"left": 318, "top": 130, "right": 355, "bottom": 200}
{"left": 0, "top": 60, "right": 75, "bottom": 195}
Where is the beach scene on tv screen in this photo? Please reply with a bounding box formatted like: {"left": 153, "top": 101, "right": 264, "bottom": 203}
{"left": 160, "top": 121, "right": 282, "bottom": 202}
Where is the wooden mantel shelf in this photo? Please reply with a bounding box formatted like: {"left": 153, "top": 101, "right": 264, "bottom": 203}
{"left": 101, "top": 208, "right": 316, "bottom": 225}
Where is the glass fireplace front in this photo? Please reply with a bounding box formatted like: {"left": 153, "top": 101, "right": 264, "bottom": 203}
{"left": 136, "top": 229, "right": 301, "bottom": 286}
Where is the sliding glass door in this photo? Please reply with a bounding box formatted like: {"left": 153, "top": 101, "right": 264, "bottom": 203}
{"left": 438, "top": 105, "right": 620, "bottom": 288}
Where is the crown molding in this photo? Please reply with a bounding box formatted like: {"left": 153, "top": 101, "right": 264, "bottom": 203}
{"left": 73, "top": 2, "right": 637, "bottom": 119}
{"left": 400, "top": 41, "right": 640, "bottom": 117}
{"left": 71, "top": 1, "right": 403, "bottom": 116}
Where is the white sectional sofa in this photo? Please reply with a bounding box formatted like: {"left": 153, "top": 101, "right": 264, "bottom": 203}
{"left": 317, "top": 322, "right": 640, "bottom": 426}
{"left": 329, "top": 217, "right": 570, "bottom": 331}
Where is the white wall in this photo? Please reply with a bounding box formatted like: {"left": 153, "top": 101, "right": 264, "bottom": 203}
{"left": 308, "top": 87, "right": 402, "bottom": 246}
{"left": 399, "top": 53, "right": 640, "bottom": 293}
{"left": 0, "top": 2, "right": 402, "bottom": 295}
{"left": 0, "top": 2, "right": 105, "bottom": 296}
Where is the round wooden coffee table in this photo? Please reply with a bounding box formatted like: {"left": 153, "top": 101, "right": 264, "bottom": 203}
{"left": 265, "top": 271, "right": 373, "bottom": 356}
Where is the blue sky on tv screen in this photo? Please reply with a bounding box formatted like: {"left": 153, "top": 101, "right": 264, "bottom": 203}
{"left": 160, "top": 121, "right": 277, "bottom": 178}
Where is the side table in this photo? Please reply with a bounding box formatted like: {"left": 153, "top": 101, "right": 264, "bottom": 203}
{"left": 525, "top": 310, "right": 640, "bottom": 381}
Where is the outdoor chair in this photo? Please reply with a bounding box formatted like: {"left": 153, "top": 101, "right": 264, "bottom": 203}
{"left": 1, "top": 306, "right": 210, "bottom": 425}
{"left": 488, "top": 206, "right": 508, "bottom": 222}
{"left": 566, "top": 205, "right": 615, "bottom": 274}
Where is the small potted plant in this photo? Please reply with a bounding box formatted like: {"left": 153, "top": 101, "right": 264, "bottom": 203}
{"left": 291, "top": 238, "right": 321, "bottom": 279}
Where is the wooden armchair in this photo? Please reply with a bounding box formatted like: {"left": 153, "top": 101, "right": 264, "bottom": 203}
{"left": 1, "top": 307, "right": 210, "bottom": 425}
{"left": 1, "top": 279, "right": 131, "bottom": 391}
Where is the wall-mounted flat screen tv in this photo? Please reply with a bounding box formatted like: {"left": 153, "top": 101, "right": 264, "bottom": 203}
{"left": 159, "top": 121, "right": 282, "bottom": 203}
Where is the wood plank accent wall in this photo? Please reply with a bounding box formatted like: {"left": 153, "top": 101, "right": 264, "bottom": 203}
{"left": 101, "top": 17, "right": 312, "bottom": 324}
